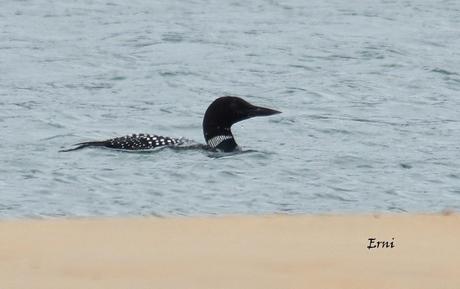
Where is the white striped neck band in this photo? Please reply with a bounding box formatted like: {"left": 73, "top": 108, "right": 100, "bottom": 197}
{"left": 207, "top": 135, "right": 234, "bottom": 148}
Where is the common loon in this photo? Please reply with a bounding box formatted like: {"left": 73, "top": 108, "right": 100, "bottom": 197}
{"left": 61, "top": 96, "right": 281, "bottom": 152}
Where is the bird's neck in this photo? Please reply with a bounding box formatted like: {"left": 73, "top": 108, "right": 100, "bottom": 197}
{"left": 203, "top": 122, "right": 238, "bottom": 152}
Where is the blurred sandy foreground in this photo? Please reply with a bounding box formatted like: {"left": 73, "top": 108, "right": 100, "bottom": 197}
{"left": 0, "top": 214, "right": 458, "bottom": 289}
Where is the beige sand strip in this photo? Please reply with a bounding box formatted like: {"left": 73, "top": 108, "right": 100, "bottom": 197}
{"left": 0, "top": 214, "right": 459, "bottom": 289}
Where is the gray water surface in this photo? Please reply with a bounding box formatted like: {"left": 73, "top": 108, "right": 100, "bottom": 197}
{"left": 1, "top": 0, "right": 460, "bottom": 218}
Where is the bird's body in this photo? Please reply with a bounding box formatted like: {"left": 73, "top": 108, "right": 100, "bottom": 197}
{"left": 61, "top": 96, "right": 280, "bottom": 153}
{"left": 62, "top": 134, "right": 183, "bottom": 152}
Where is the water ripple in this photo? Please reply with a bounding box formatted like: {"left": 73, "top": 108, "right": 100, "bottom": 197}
{"left": 1, "top": 0, "right": 460, "bottom": 218}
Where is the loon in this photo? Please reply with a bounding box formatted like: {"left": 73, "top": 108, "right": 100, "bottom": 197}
{"left": 61, "top": 96, "right": 281, "bottom": 152}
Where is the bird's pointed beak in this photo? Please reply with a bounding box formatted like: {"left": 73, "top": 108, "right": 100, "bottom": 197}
{"left": 246, "top": 105, "right": 281, "bottom": 118}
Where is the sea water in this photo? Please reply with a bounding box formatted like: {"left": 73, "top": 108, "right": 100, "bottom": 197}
{"left": 1, "top": 0, "right": 460, "bottom": 217}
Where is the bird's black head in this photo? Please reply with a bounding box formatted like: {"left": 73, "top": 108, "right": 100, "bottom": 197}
{"left": 202, "top": 96, "right": 281, "bottom": 151}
